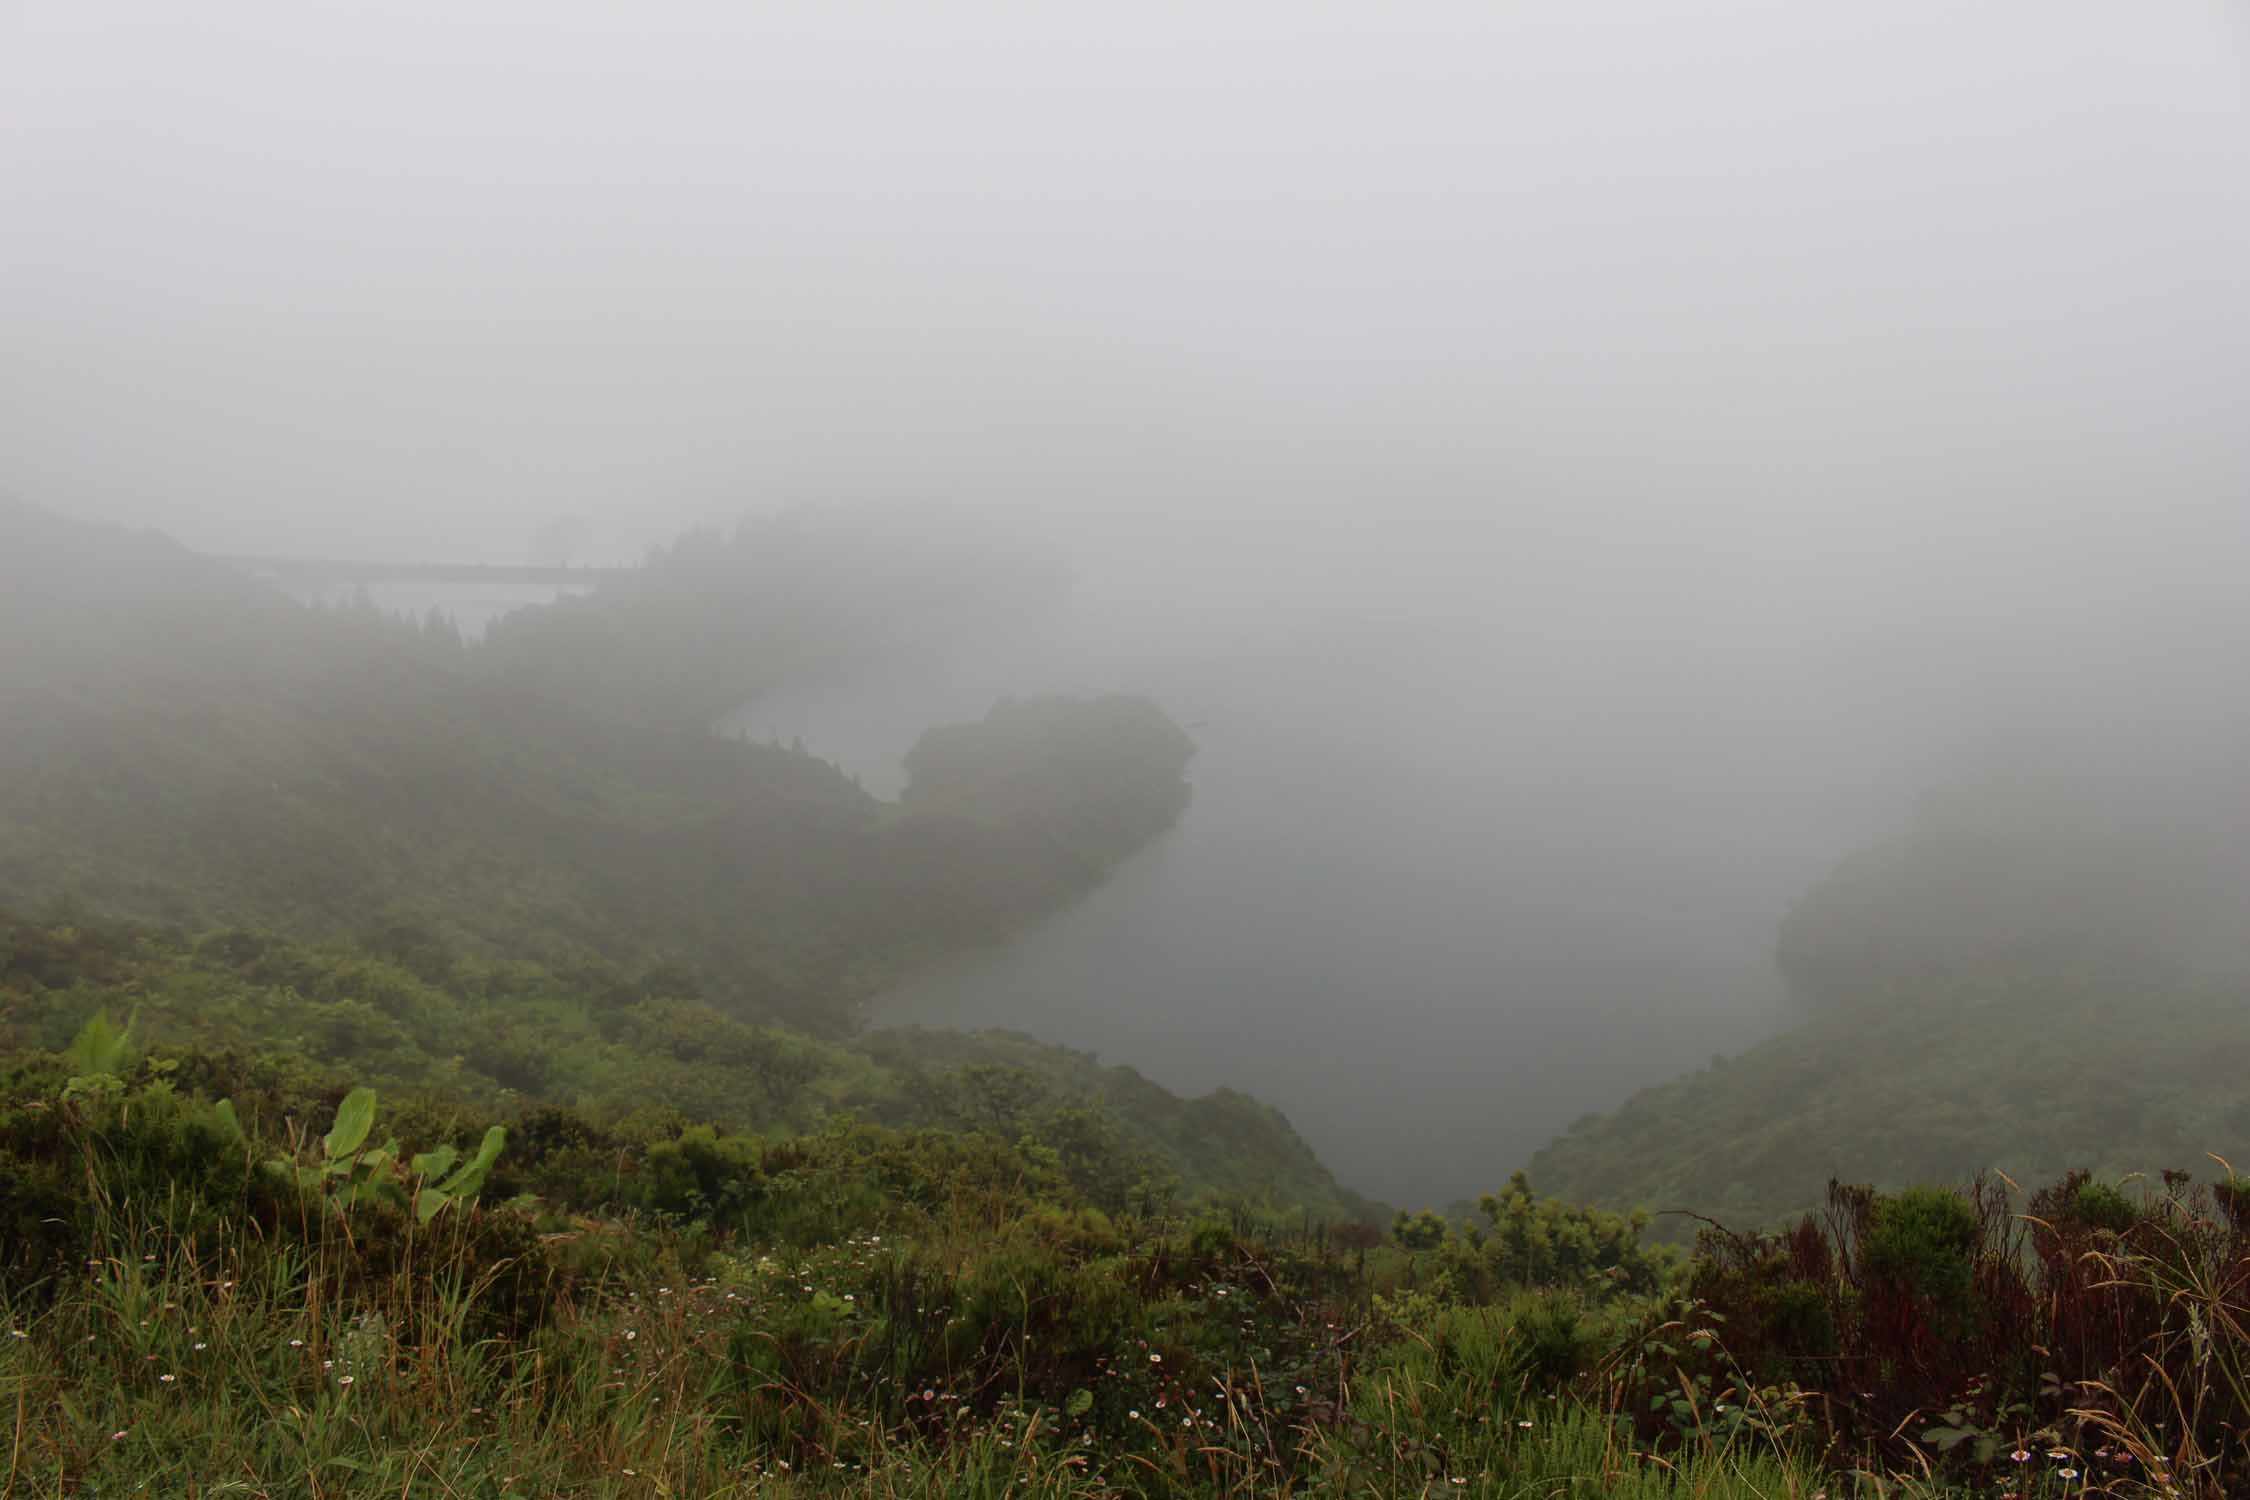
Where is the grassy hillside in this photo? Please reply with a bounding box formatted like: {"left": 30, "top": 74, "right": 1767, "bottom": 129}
{"left": 1532, "top": 790, "right": 2250, "bottom": 1235}
{"left": 0, "top": 500, "right": 1191, "bottom": 1033}
{"left": 0, "top": 500, "right": 1369, "bottom": 1222}
{"left": 1530, "top": 972, "right": 2250, "bottom": 1234}
{"left": 0, "top": 909, "right": 1373, "bottom": 1223}
{"left": 8, "top": 998, "right": 2248, "bottom": 1496}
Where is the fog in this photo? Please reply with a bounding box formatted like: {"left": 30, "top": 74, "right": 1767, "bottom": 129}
{"left": 6, "top": 1, "right": 2248, "bottom": 1203}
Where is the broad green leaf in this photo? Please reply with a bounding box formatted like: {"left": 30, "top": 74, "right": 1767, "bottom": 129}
{"left": 213, "top": 1098, "right": 245, "bottom": 1143}
{"left": 1066, "top": 1388, "right": 1094, "bottom": 1418}
{"left": 324, "top": 1087, "right": 376, "bottom": 1160}
{"left": 416, "top": 1188, "right": 453, "bottom": 1225}
{"left": 411, "top": 1145, "right": 460, "bottom": 1180}
{"left": 436, "top": 1126, "right": 506, "bottom": 1199}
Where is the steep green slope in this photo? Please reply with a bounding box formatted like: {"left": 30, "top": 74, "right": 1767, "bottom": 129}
{"left": 1531, "top": 788, "right": 2250, "bottom": 1234}
{"left": 1529, "top": 972, "right": 2250, "bottom": 1234}
{"left": 855, "top": 1026, "right": 1374, "bottom": 1220}
{"left": 0, "top": 500, "right": 1370, "bottom": 1219}
{"left": 0, "top": 909, "right": 1371, "bottom": 1220}
{"left": 0, "top": 500, "right": 1191, "bottom": 1032}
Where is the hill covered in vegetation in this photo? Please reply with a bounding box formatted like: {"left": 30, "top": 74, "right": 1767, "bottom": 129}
{"left": 0, "top": 908, "right": 1374, "bottom": 1224}
{"left": 9, "top": 987, "right": 2249, "bottom": 1496}
{"left": 1530, "top": 972, "right": 2250, "bottom": 1234}
{"left": 1531, "top": 783, "right": 2250, "bottom": 1234}
{"left": 0, "top": 500, "right": 1190, "bottom": 1035}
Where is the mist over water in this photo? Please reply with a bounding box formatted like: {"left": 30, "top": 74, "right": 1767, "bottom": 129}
{"left": 8, "top": 0, "right": 2249, "bottom": 1209}
{"left": 726, "top": 597, "right": 1848, "bottom": 1209}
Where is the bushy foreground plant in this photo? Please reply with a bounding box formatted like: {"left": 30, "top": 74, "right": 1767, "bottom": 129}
{"left": 12, "top": 1016, "right": 2250, "bottom": 1496}
{"left": 1685, "top": 1170, "right": 2250, "bottom": 1494}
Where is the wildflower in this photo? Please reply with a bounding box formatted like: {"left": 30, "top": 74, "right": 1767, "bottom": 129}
{"left": 110, "top": 1431, "right": 128, "bottom": 1442}
{"left": 289, "top": 1339, "right": 304, "bottom": 1348}
{"left": 1518, "top": 1420, "right": 1534, "bottom": 1429}
{"left": 193, "top": 1342, "right": 207, "bottom": 1351}
{"left": 1149, "top": 1353, "right": 1162, "bottom": 1364}
{"left": 2010, "top": 1450, "right": 2032, "bottom": 1463}
{"left": 1295, "top": 1385, "right": 1307, "bottom": 1395}
{"left": 6, "top": 1330, "right": 23, "bottom": 1340}
{"left": 338, "top": 1375, "right": 354, "bottom": 1386}
{"left": 159, "top": 1374, "right": 175, "bottom": 1384}
{"left": 2048, "top": 1449, "right": 2072, "bottom": 1460}
{"left": 2057, "top": 1469, "right": 2079, "bottom": 1481}
{"left": 1129, "top": 1409, "right": 1141, "bottom": 1419}
{"left": 624, "top": 1330, "right": 637, "bottom": 1341}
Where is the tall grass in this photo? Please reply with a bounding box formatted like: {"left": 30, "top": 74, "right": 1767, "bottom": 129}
{"left": 9, "top": 1082, "right": 2244, "bottom": 1497}
{"left": 0, "top": 1182, "right": 1873, "bottom": 1500}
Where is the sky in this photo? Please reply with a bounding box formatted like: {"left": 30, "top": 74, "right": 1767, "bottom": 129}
{"left": 6, "top": 0, "right": 2250, "bottom": 1200}
{"left": 6, "top": 0, "right": 2245, "bottom": 568}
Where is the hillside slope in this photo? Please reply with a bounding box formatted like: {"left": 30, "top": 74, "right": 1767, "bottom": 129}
{"left": 1529, "top": 972, "right": 2250, "bottom": 1233}
{"left": 0, "top": 500, "right": 1191, "bottom": 1032}
{"left": 0, "top": 908, "right": 1372, "bottom": 1220}
{"left": 1531, "top": 786, "right": 2250, "bottom": 1234}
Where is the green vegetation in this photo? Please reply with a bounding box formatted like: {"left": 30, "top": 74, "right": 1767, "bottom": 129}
{"left": 1536, "top": 797, "right": 2250, "bottom": 1235}
{"left": 9, "top": 498, "right": 2250, "bottom": 1494}
{"left": 1531, "top": 972, "right": 2250, "bottom": 1235}
{"left": 6, "top": 1011, "right": 2243, "bottom": 1495}
{"left": 0, "top": 500, "right": 1191, "bottom": 1034}
{"left": 0, "top": 911, "right": 1368, "bottom": 1225}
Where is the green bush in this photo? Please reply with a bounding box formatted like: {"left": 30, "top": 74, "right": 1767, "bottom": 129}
{"left": 2071, "top": 1178, "right": 2139, "bottom": 1234}
{"left": 1863, "top": 1186, "right": 1980, "bottom": 1308}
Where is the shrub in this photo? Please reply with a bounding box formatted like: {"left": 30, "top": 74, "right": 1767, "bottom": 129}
{"left": 1863, "top": 1186, "right": 1979, "bottom": 1307}
{"left": 2071, "top": 1178, "right": 2139, "bottom": 1234}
